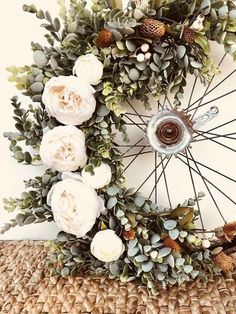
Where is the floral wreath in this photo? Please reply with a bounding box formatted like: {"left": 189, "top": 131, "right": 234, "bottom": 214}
{"left": 2, "top": 0, "right": 236, "bottom": 294}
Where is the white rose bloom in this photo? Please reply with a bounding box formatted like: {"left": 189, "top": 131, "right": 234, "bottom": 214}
{"left": 40, "top": 125, "right": 87, "bottom": 172}
{"left": 73, "top": 54, "right": 103, "bottom": 85}
{"left": 47, "top": 178, "right": 104, "bottom": 237}
{"left": 81, "top": 163, "right": 112, "bottom": 189}
{"left": 91, "top": 230, "right": 125, "bottom": 262}
{"left": 42, "top": 75, "right": 96, "bottom": 125}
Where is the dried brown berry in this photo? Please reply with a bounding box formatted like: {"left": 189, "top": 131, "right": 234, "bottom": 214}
{"left": 123, "top": 229, "right": 136, "bottom": 240}
{"left": 96, "top": 29, "right": 113, "bottom": 48}
{"left": 182, "top": 27, "right": 196, "bottom": 44}
{"left": 138, "top": 19, "right": 165, "bottom": 40}
{"left": 213, "top": 252, "right": 234, "bottom": 272}
{"left": 164, "top": 237, "right": 182, "bottom": 253}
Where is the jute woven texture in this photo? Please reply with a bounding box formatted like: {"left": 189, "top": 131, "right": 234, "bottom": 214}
{"left": 0, "top": 241, "right": 236, "bottom": 314}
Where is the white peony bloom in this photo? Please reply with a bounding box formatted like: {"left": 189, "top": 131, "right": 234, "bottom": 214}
{"left": 47, "top": 178, "right": 104, "bottom": 237}
{"left": 42, "top": 75, "right": 96, "bottom": 125}
{"left": 81, "top": 163, "right": 112, "bottom": 189}
{"left": 90, "top": 230, "right": 125, "bottom": 262}
{"left": 40, "top": 125, "right": 87, "bottom": 172}
{"left": 73, "top": 54, "right": 103, "bottom": 85}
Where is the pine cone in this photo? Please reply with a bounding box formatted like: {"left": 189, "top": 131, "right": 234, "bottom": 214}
{"left": 223, "top": 221, "right": 236, "bottom": 241}
{"left": 213, "top": 252, "right": 234, "bottom": 272}
{"left": 182, "top": 27, "right": 196, "bottom": 44}
{"left": 164, "top": 237, "right": 181, "bottom": 253}
{"left": 138, "top": 19, "right": 166, "bottom": 40}
{"left": 123, "top": 229, "right": 136, "bottom": 240}
{"left": 96, "top": 29, "right": 113, "bottom": 48}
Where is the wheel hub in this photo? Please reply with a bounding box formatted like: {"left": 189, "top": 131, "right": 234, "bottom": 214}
{"left": 147, "top": 109, "right": 193, "bottom": 156}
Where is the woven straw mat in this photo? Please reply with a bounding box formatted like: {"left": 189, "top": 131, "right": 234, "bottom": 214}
{"left": 0, "top": 241, "right": 236, "bottom": 314}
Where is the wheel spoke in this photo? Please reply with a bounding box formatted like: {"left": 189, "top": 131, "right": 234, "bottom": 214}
{"left": 123, "top": 150, "right": 153, "bottom": 159}
{"left": 148, "top": 156, "right": 172, "bottom": 198}
{"left": 161, "top": 155, "right": 172, "bottom": 208}
{"left": 194, "top": 131, "right": 236, "bottom": 142}
{"left": 120, "top": 138, "right": 145, "bottom": 157}
{"left": 195, "top": 131, "right": 236, "bottom": 153}
{"left": 126, "top": 100, "right": 147, "bottom": 125}
{"left": 177, "top": 155, "right": 236, "bottom": 206}
{"left": 184, "top": 150, "right": 205, "bottom": 230}
{"left": 194, "top": 119, "right": 236, "bottom": 139}
{"left": 124, "top": 114, "right": 147, "bottom": 133}
{"left": 186, "top": 149, "right": 227, "bottom": 223}
{"left": 136, "top": 156, "right": 168, "bottom": 193}
{"left": 185, "top": 53, "right": 227, "bottom": 113}
{"left": 186, "top": 76, "right": 198, "bottom": 113}
{"left": 126, "top": 112, "right": 151, "bottom": 118}
{"left": 179, "top": 152, "right": 236, "bottom": 183}
{"left": 187, "top": 89, "right": 236, "bottom": 114}
{"left": 124, "top": 146, "right": 146, "bottom": 171}
{"left": 187, "top": 65, "right": 236, "bottom": 113}
{"left": 154, "top": 152, "right": 157, "bottom": 204}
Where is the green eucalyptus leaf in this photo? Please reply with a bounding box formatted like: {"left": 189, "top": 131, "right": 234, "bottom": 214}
{"left": 183, "top": 265, "right": 193, "bottom": 274}
{"left": 135, "top": 254, "right": 148, "bottom": 262}
{"left": 16, "top": 213, "right": 26, "bottom": 226}
{"left": 142, "top": 261, "right": 154, "bottom": 272}
{"left": 129, "top": 68, "right": 140, "bottom": 81}
{"left": 107, "top": 196, "right": 118, "bottom": 209}
{"left": 169, "top": 228, "right": 179, "bottom": 240}
{"left": 164, "top": 220, "right": 177, "bottom": 230}
{"left": 126, "top": 40, "right": 136, "bottom": 52}
{"left": 134, "top": 195, "right": 145, "bottom": 207}
{"left": 109, "top": 262, "right": 120, "bottom": 276}
{"left": 176, "top": 257, "right": 185, "bottom": 267}
{"left": 24, "top": 215, "right": 36, "bottom": 225}
{"left": 128, "top": 246, "right": 139, "bottom": 257}
{"left": 61, "top": 267, "right": 70, "bottom": 277}
{"left": 158, "top": 247, "right": 171, "bottom": 258}
{"left": 177, "top": 45, "right": 186, "bottom": 59}
{"left": 167, "top": 254, "right": 175, "bottom": 268}
{"left": 151, "top": 234, "right": 160, "bottom": 244}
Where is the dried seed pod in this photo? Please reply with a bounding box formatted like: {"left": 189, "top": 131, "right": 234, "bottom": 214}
{"left": 138, "top": 19, "right": 166, "bottom": 40}
{"left": 182, "top": 27, "right": 196, "bottom": 44}
{"left": 213, "top": 252, "right": 234, "bottom": 272}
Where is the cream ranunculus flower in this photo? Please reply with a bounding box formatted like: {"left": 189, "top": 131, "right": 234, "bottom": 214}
{"left": 81, "top": 163, "right": 112, "bottom": 189}
{"left": 47, "top": 178, "right": 104, "bottom": 237}
{"left": 42, "top": 75, "right": 96, "bottom": 125}
{"left": 73, "top": 54, "right": 103, "bottom": 85}
{"left": 90, "top": 230, "right": 125, "bottom": 262}
{"left": 40, "top": 125, "right": 87, "bottom": 172}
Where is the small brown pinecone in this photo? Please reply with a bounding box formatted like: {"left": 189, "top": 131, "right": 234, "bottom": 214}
{"left": 182, "top": 27, "right": 196, "bottom": 44}
{"left": 96, "top": 29, "right": 113, "bottom": 48}
{"left": 214, "top": 252, "right": 234, "bottom": 273}
{"left": 164, "top": 237, "right": 182, "bottom": 253}
{"left": 138, "top": 19, "right": 166, "bottom": 40}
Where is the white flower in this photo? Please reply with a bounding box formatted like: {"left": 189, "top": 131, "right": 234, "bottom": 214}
{"left": 73, "top": 54, "right": 103, "bottom": 85}
{"left": 47, "top": 178, "right": 104, "bottom": 237}
{"left": 40, "top": 125, "right": 87, "bottom": 172}
{"left": 201, "top": 239, "right": 211, "bottom": 248}
{"left": 190, "top": 15, "right": 205, "bottom": 31}
{"left": 81, "top": 163, "right": 112, "bottom": 189}
{"left": 90, "top": 230, "right": 125, "bottom": 262}
{"left": 42, "top": 75, "right": 96, "bottom": 125}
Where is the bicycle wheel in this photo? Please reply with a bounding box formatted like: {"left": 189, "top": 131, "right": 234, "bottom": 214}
{"left": 115, "top": 42, "right": 236, "bottom": 231}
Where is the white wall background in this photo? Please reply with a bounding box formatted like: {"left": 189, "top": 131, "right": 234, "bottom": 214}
{"left": 0, "top": 0, "right": 235, "bottom": 239}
